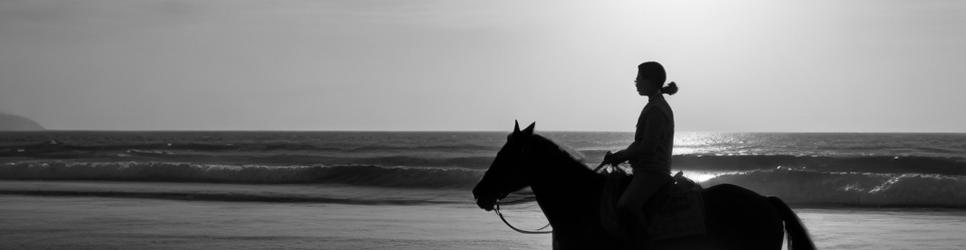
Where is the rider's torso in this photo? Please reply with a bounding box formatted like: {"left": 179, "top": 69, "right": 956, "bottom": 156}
{"left": 632, "top": 97, "right": 674, "bottom": 174}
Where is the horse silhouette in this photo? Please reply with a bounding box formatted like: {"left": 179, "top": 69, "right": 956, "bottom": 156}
{"left": 472, "top": 122, "right": 815, "bottom": 250}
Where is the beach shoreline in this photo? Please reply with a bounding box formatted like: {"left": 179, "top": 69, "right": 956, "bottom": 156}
{"left": 2, "top": 194, "right": 965, "bottom": 250}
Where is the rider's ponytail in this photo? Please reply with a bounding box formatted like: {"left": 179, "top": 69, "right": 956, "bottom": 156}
{"left": 662, "top": 81, "right": 678, "bottom": 95}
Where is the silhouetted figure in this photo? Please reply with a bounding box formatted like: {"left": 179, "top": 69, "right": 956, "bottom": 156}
{"left": 603, "top": 61, "right": 678, "bottom": 234}
{"left": 472, "top": 122, "right": 816, "bottom": 249}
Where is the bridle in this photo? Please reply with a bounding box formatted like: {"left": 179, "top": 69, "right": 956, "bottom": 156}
{"left": 491, "top": 133, "right": 578, "bottom": 235}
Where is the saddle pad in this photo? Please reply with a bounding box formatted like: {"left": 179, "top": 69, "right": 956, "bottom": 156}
{"left": 645, "top": 172, "right": 706, "bottom": 241}
{"left": 599, "top": 171, "right": 706, "bottom": 242}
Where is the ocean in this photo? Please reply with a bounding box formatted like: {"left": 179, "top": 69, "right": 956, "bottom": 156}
{"left": 1, "top": 131, "right": 965, "bottom": 249}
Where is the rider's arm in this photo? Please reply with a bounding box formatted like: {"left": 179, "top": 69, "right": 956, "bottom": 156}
{"left": 612, "top": 110, "right": 666, "bottom": 163}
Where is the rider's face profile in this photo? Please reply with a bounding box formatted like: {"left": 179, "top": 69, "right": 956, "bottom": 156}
{"left": 635, "top": 75, "right": 652, "bottom": 96}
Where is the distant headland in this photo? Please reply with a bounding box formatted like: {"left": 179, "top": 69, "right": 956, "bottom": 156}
{"left": 0, "top": 113, "right": 45, "bottom": 131}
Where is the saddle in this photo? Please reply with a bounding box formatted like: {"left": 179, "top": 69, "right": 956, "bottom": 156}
{"left": 599, "top": 170, "right": 706, "bottom": 243}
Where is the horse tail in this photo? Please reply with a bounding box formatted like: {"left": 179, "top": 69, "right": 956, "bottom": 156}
{"left": 768, "top": 197, "right": 816, "bottom": 250}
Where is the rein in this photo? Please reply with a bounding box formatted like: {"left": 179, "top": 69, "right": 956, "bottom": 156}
{"left": 495, "top": 199, "right": 553, "bottom": 234}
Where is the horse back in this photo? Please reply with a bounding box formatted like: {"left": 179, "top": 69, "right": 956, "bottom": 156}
{"left": 701, "top": 184, "right": 785, "bottom": 250}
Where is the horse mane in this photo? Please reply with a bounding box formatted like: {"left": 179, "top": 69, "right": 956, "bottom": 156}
{"left": 530, "top": 134, "right": 589, "bottom": 169}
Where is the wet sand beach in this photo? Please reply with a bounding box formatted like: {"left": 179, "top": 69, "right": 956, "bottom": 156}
{"left": 2, "top": 195, "right": 964, "bottom": 250}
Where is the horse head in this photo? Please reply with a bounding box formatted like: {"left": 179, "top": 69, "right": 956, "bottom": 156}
{"left": 473, "top": 120, "right": 538, "bottom": 211}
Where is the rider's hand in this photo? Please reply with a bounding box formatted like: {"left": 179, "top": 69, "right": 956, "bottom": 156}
{"left": 602, "top": 151, "right": 616, "bottom": 165}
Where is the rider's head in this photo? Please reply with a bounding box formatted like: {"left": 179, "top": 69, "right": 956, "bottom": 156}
{"left": 636, "top": 61, "right": 678, "bottom": 96}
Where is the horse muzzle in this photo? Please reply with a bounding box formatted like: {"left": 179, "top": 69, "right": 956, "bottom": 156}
{"left": 473, "top": 189, "right": 506, "bottom": 211}
{"left": 476, "top": 196, "right": 496, "bottom": 211}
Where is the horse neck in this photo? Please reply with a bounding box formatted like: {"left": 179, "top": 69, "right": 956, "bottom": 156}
{"left": 527, "top": 141, "right": 602, "bottom": 230}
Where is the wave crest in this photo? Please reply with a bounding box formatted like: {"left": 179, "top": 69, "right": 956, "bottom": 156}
{"left": 4, "top": 161, "right": 966, "bottom": 208}
{"left": 0, "top": 162, "right": 483, "bottom": 189}
{"left": 705, "top": 168, "right": 966, "bottom": 208}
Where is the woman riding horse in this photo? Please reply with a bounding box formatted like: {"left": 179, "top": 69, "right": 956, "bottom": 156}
{"left": 472, "top": 61, "right": 815, "bottom": 250}
{"left": 603, "top": 61, "right": 679, "bottom": 232}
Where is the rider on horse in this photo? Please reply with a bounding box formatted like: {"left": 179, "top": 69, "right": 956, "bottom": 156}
{"left": 602, "top": 61, "right": 679, "bottom": 233}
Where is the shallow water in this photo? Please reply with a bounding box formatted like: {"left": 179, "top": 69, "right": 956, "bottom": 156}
{"left": 1, "top": 195, "right": 964, "bottom": 250}
{"left": 799, "top": 208, "right": 966, "bottom": 250}
{"left": 0, "top": 195, "right": 548, "bottom": 250}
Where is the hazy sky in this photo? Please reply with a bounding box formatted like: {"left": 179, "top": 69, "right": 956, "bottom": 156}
{"left": 1, "top": 0, "right": 964, "bottom": 132}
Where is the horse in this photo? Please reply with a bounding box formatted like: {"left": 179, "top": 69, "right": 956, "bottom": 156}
{"left": 472, "top": 122, "right": 815, "bottom": 250}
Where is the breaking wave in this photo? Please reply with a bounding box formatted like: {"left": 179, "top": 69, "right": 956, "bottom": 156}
{"left": 0, "top": 141, "right": 499, "bottom": 154}
{"left": 3, "top": 161, "right": 966, "bottom": 207}
{"left": 0, "top": 189, "right": 457, "bottom": 205}
{"left": 669, "top": 154, "right": 966, "bottom": 175}
{"left": 0, "top": 161, "right": 484, "bottom": 189}
{"left": 705, "top": 168, "right": 966, "bottom": 208}
{"left": 591, "top": 151, "right": 966, "bottom": 175}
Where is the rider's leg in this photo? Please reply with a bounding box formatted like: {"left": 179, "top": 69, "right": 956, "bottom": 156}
{"left": 617, "top": 170, "right": 671, "bottom": 227}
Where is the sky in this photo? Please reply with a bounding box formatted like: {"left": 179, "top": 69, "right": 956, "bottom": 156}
{"left": 1, "top": 0, "right": 964, "bottom": 132}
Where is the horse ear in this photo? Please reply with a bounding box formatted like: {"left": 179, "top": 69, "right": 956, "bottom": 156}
{"left": 514, "top": 120, "right": 520, "bottom": 133}
{"left": 523, "top": 122, "right": 535, "bottom": 134}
